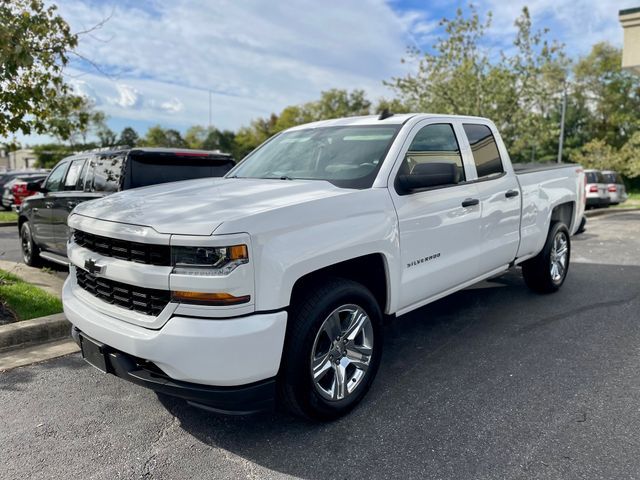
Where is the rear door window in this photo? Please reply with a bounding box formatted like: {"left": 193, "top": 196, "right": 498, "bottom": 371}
{"left": 463, "top": 124, "right": 504, "bottom": 179}
{"left": 64, "top": 159, "right": 86, "bottom": 191}
{"left": 585, "top": 172, "right": 597, "bottom": 183}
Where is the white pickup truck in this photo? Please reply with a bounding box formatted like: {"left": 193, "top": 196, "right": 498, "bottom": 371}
{"left": 63, "top": 114, "right": 585, "bottom": 420}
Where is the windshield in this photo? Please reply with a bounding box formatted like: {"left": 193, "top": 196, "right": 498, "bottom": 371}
{"left": 229, "top": 125, "right": 401, "bottom": 189}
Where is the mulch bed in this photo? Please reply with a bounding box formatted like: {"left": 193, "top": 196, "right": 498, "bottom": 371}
{"left": 0, "top": 301, "right": 18, "bottom": 325}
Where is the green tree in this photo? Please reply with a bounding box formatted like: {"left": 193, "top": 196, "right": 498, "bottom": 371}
{"left": 141, "top": 125, "right": 186, "bottom": 148}
{"left": 618, "top": 132, "right": 640, "bottom": 180}
{"left": 308, "top": 89, "right": 371, "bottom": 120}
{"left": 374, "top": 98, "right": 412, "bottom": 115}
{"left": 118, "top": 127, "right": 139, "bottom": 146}
{"left": 96, "top": 124, "right": 117, "bottom": 147}
{"left": 46, "top": 96, "right": 108, "bottom": 145}
{"left": 33, "top": 143, "right": 74, "bottom": 168}
{"left": 385, "top": 5, "right": 566, "bottom": 162}
{"left": 202, "top": 129, "right": 235, "bottom": 153}
{"left": 233, "top": 114, "right": 279, "bottom": 159}
{"left": 573, "top": 43, "right": 640, "bottom": 149}
{"left": 233, "top": 89, "right": 374, "bottom": 158}
{"left": 570, "top": 139, "right": 622, "bottom": 172}
{"left": 184, "top": 125, "right": 207, "bottom": 149}
{"left": 0, "top": 0, "right": 83, "bottom": 137}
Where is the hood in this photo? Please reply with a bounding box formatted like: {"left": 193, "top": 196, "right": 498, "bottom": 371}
{"left": 72, "top": 177, "right": 351, "bottom": 235}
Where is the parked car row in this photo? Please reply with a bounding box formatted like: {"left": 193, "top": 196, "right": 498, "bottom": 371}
{"left": 584, "top": 169, "right": 628, "bottom": 208}
{"left": 0, "top": 170, "right": 50, "bottom": 210}
{"left": 18, "top": 148, "right": 235, "bottom": 266}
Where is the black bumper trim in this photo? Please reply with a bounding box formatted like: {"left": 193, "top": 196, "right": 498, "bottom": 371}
{"left": 72, "top": 327, "right": 276, "bottom": 415}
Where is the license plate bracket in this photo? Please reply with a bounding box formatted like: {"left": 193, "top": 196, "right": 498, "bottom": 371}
{"left": 79, "top": 334, "right": 108, "bottom": 373}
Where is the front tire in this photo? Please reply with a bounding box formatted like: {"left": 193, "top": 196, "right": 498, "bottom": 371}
{"left": 522, "top": 222, "right": 570, "bottom": 293}
{"left": 279, "top": 277, "right": 383, "bottom": 421}
{"left": 20, "top": 221, "right": 41, "bottom": 267}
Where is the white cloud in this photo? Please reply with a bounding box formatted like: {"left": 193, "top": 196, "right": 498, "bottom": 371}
{"left": 159, "top": 98, "right": 183, "bottom": 113}
{"left": 110, "top": 84, "right": 141, "bottom": 108}
{"left": 50, "top": 0, "right": 412, "bottom": 135}
{"left": 6, "top": 0, "right": 632, "bottom": 146}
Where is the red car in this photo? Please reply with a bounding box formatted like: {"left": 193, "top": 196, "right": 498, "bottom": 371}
{"left": 11, "top": 176, "right": 46, "bottom": 205}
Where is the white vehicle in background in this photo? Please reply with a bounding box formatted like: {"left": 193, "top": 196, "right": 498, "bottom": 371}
{"left": 63, "top": 113, "right": 585, "bottom": 420}
{"left": 585, "top": 169, "right": 610, "bottom": 208}
{"left": 602, "top": 170, "right": 628, "bottom": 205}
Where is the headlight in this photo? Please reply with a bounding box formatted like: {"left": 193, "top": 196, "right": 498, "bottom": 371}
{"left": 171, "top": 244, "right": 248, "bottom": 276}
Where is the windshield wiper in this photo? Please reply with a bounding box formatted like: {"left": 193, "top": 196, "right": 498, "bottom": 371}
{"left": 259, "top": 175, "right": 293, "bottom": 180}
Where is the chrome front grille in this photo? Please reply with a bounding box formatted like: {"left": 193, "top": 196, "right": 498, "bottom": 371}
{"left": 75, "top": 268, "right": 170, "bottom": 316}
{"left": 73, "top": 230, "right": 170, "bottom": 266}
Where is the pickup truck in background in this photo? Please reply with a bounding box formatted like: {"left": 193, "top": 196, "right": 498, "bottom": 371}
{"left": 62, "top": 114, "right": 585, "bottom": 420}
{"left": 18, "top": 148, "right": 235, "bottom": 267}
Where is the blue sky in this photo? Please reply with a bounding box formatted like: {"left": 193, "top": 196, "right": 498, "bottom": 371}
{"left": 7, "top": 0, "right": 636, "bottom": 146}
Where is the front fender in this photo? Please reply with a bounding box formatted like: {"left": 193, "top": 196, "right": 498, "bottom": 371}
{"left": 218, "top": 189, "right": 401, "bottom": 313}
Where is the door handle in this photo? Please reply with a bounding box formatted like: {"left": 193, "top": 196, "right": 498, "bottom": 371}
{"left": 44, "top": 201, "right": 54, "bottom": 208}
{"left": 461, "top": 198, "right": 480, "bottom": 208}
{"left": 505, "top": 189, "right": 520, "bottom": 198}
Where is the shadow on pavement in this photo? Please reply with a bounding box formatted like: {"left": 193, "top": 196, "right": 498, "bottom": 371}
{"left": 154, "top": 262, "right": 640, "bottom": 479}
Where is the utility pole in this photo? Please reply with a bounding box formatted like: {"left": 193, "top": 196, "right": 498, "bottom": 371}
{"left": 208, "top": 90, "right": 212, "bottom": 129}
{"left": 557, "top": 86, "right": 567, "bottom": 164}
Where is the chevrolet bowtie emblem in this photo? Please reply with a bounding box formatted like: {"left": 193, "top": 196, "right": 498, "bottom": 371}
{"left": 84, "top": 258, "right": 105, "bottom": 275}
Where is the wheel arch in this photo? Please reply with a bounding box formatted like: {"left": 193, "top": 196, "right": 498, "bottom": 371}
{"left": 550, "top": 201, "right": 575, "bottom": 231}
{"left": 290, "top": 253, "right": 391, "bottom": 315}
{"left": 18, "top": 214, "right": 28, "bottom": 230}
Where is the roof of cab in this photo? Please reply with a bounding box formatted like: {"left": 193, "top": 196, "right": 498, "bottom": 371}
{"left": 285, "top": 113, "right": 492, "bottom": 131}
{"left": 61, "top": 147, "right": 233, "bottom": 162}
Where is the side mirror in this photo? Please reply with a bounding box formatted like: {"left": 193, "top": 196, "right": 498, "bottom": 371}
{"left": 397, "top": 162, "right": 460, "bottom": 192}
{"left": 26, "top": 181, "right": 42, "bottom": 192}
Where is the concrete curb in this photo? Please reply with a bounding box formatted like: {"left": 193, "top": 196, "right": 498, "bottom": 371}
{"left": 0, "top": 259, "right": 64, "bottom": 298}
{"left": 585, "top": 207, "right": 640, "bottom": 218}
{"left": 0, "top": 313, "right": 70, "bottom": 353}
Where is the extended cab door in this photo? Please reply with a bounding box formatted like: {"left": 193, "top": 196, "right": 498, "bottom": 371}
{"left": 389, "top": 121, "right": 484, "bottom": 314}
{"left": 31, "top": 161, "right": 70, "bottom": 251}
{"left": 51, "top": 157, "right": 87, "bottom": 253}
{"left": 460, "top": 123, "right": 521, "bottom": 273}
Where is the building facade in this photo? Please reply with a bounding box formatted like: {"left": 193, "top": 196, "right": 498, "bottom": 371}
{"left": 620, "top": 7, "right": 640, "bottom": 74}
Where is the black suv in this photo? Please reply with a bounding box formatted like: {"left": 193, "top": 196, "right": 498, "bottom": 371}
{"left": 18, "top": 147, "right": 234, "bottom": 266}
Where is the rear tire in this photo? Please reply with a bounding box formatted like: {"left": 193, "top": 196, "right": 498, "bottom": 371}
{"left": 522, "top": 222, "right": 570, "bottom": 293}
{"left": 20, "top": 221, "right": 42, "bottom": 267}
{"left": 279, "top": 277, "right": 383, "bottom": 421}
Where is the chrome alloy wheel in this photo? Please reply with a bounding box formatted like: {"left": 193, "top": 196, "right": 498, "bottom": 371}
{"left": 550, "top": 230, "right": 568, "bottom": 283}
{"left": 21, "top": 225, "right": 32, "bottom": 263}
{"left": 310, "top": 304, "right": 374, "bottom": 401}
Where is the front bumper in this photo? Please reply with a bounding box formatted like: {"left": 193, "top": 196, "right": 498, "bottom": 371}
{"left": 63, "top": 277, "right": 288, "bottom": 411}
{"left": 71, "top": 327, "right": 276, "bottom": 414}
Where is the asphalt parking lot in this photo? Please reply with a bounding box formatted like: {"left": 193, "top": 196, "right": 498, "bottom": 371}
{"left": 0, "top": 224, "right": 68, "bottom": 278}
{"left": 1, "top": 211, "right": 639, "bottom": 480}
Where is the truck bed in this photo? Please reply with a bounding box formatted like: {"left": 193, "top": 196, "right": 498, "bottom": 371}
{"left": 514, "top": 162, "right": 585, "bottom": 260}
